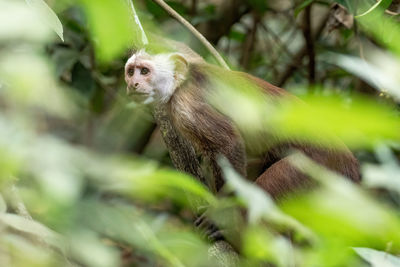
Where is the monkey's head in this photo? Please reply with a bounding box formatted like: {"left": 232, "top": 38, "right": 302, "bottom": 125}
{"left": 125, "top": 50, "right": 188, "bottom": 103}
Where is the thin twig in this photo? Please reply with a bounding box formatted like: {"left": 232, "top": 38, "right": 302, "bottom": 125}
{"left": 240, "top": 13, "right": 259, "bottom": 70}
{"left": 152, "top": 0, "right": 230, "bottom": 70}
{"left": 276, "top": 11, "right": 329, "bottom": 87}
{"left": 260, "top": 23, "right": 295, "bottom": 59}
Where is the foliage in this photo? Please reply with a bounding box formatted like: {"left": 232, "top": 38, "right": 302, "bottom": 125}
{"left": 0, "top": 0, "right": 400, "bottom": 266}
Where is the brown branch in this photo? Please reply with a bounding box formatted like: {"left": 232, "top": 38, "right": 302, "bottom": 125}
{"left": 190, "top": 0, "right": 197, "bottom": 16}
{"left": 152, "top": 0, "right": 230, "bottom": 69}
{"left": 260, "top": 23, "right": 295, "bottom": 59}
{"left": 302, "top": 5, "right": 316, "bottom": 85}
{"left": 276, "top": 10, "right": 330, "bottom": 87}
{"left": 240, "top": 13, "right": 260, "bottom": 70}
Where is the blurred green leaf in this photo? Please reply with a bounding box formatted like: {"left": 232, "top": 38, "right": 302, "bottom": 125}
{"left": 356, "top": 0, "right": 400, "bottom": 56}
{"left": 79, "top": 0, "right": 135, "bottom": 62}
{"left": 25, "top": 0, "right": 64, "bottom": 41}
{"left": 326, "top": 52, "right": 400, "bottom": 101}
{"left": 219, "top": 157, "right": 315, "bottom": 241}
{"left": 0, "top": 214, "right": 63, "bottom": 250}
{"left": 282, "top": 153, "right": 400, "bottom": 258}
{"left": 242, "top": 226, "right": 294, "bottom": 266}
{"left": 0, "top": 193, "right": 6, "bottom": 213}
{"left": 363, "top": 162, "right": 400, "bottom": 194}
{"left": 2, "top": 234, "right": 61, "bottom": 267}
{"left": 0, "top": 1, "right": 52, "bottom": 42}
{"left": 228, "top": 30, "right": 246, "bottom": 42}
{"left": 354, "top": 247, "right": 400, "bottom": 267}
{"left": 273, "top": 95, "right": 400, "bottom": 148}
{"left": 68, "top": 231, "right": 120, "bottom": 267}
{"left": 0, "top": 52, "right": 74, "bottom": 117}
{"left": 208, "top": 66, "right": 400, "bottom": 149}
{"left": 82, "top": 202, "right": 210, "bottom": 267}
{"left": 356, "top": 0, "right": 393, "bottom": 17}
{"left": 362, "top": 145, "right": 400, "bottom": 194}
{"left": 26, "top": 137, "right": 85, "bottom": 204}
{"left": 113, "top": 167, "right": 217, "bottom": 209}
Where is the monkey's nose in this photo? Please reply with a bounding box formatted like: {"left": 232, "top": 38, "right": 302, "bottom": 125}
{"left": 134, "top": 83, "right": 139, "bottom": 87}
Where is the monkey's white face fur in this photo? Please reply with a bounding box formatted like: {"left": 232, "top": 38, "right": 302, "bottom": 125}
{"left": 125, "top": 50, "right": 187, "bottom": 104}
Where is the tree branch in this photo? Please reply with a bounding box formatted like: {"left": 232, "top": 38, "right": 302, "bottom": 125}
{"left": 302, "top": 4, "right": 316, "bottom": 85}
{"left": 276, "top": 10, "right": 329, "bottom": 87}
{"left": 240, "top": 13, "right": 260, "bottom": 70}
{"left": 152, "top": 0, "right": 230, "bottom": 69}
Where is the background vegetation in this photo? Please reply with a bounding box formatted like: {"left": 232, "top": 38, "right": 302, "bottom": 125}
{"left": 1, "top": 0, "right": 400, "bottom": 266}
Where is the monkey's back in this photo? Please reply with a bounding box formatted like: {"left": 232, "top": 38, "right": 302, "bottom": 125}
{"left": 167, "top": 61, "right": 360, "bottom": 194}
{"left": 167, "top": 64, "right": 247, "bottom": 189}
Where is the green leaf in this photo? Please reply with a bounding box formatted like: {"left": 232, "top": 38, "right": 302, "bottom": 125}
{"left": 218, "top": 157, "right": 315, "bottom": 241}
{"left": 79, "top": 0, "right": 136, "bottom": 62}
{"left": 356, "top": 0, "right": 400, "bottom": 56}
{"left": 0, "top": 52, "right": 73, "bottom": 117}
{"left": 242, "top": 226, "right": 292, "bottom": 265}
{"left": 83, "top": 202, "right": 210, "bottom": 267}
{"left": 356, "top": 0, "right": 393, "bottom": 17}
{"left": 325, "top": 52, "right": 400, "bottom": 102}
{"left": 354, "top": 247, "right": 400, "bottom": 267}
{"left": 115, "top": 168, "right": 217, "bottom": 209}
{"left": 282, "top": 153, "right": 400, "bottom": 255}
{"left": 228, "top": 30, "right": 246, "bottom": 42}
{"left": 0, "top": 1, "right": 52, "bottom": 42}
{"left": 0, "top": 214, "right": 63, "bottom": 249}
{"left": 273, "top": 95, "right": 400, "bottom": 149}
{"left": 25, "top": 0, "right": 64, "bottom": 41}
{"left": 68, "top": 231, "right": 120, "bottom": 267}
{"left": 208, "top": 65, "right": 400, "bottom": 149}
{"left": 0, "top": 193, "right": 6, "bottom": 213}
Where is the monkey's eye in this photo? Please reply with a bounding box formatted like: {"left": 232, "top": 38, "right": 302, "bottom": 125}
{"left": 127, "top": 68, "right": 135, "bottom": 77}
{"left": 140, "top": 67, "right": 150, "bottom": 75}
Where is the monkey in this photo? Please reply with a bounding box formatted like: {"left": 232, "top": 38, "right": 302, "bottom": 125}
{"left": 124, "top": 49, "right": 361, "bottom": 199}
{"left": 125, "top": 49, "right": 246, "bottom": 192}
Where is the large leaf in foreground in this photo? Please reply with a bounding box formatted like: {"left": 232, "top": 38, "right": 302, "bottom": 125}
{"left": 79, "top": 0, "right": 135, "bottom": 62}
{"left": 354, "top": 247, "right": 400, "bottom": 267}
{"left": 25, "top": 0, "right": 64, "bottom": 41}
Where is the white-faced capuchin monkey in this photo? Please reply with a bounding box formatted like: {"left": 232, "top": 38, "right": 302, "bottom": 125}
{"left": 124, "top": 49, "right": 360, "bottom": 199}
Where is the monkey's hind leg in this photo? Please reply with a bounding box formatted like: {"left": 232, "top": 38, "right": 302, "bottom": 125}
{"left": 254, "top": 156, "right": 315, "bottom": 200}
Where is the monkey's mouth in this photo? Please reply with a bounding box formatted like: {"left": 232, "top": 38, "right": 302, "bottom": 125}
{"left": 127, "top": 89, "right": 154, "bottom": 104}
{"left": 127, "top": 91, "right": 149, "bottom": 96}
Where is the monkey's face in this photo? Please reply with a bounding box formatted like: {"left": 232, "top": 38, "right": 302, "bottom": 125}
{"left": 125, "top": 54, "right": 156, "bottom": 102}
{"left": 125, "top": 50, "right": 187, "bottom": 103}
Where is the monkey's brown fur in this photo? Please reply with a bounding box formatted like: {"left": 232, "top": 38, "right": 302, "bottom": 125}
{"left": 125, "top": 51, "right": 360, "bottom": 199}
{"left": 236, "top": 71, "right": 360, "bottom": 198}
{"left": 168, "top": 63, "right": 360, "bottom": 198}
{"left": 169, "top": 65, "right": 247, "bottom": 192}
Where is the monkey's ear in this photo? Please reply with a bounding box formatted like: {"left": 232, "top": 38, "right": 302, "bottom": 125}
{"left": 169, "top": 53, "right": 188, "bottom": 77}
